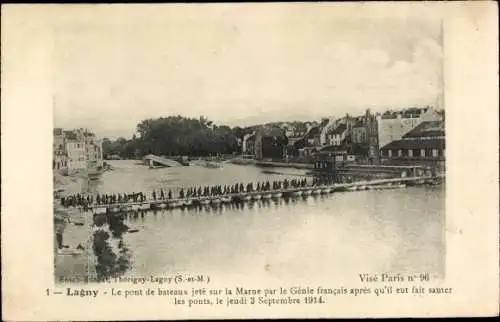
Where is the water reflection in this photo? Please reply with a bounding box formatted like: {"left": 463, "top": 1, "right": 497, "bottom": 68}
{"left": 88, "top": 161, "right": 444, "bottom": 280}
{"left": 91, "top": 213, "right": 132, "bottom": 281}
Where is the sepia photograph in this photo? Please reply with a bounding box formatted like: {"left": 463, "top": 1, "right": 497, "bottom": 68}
{"left": 2, "top": 2, "right": 498, "bottom": 320}
{"left": 51, "top": 4, "right": 445, "bottom": 285}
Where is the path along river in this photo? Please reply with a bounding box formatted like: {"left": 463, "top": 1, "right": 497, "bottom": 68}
{"left": 56, "top": 160, "right": 445, "bottom": 283}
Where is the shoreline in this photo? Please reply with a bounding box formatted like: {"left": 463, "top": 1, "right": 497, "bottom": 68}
{"left": 53, "top": 170, "right": 94, "bottom": 283}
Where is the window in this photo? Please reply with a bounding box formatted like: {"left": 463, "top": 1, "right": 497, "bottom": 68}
{"left": 421, "top": 149, "right": 425, "bottom": 157}
{"left": 388, "top": 150, "right": 392, "bottom": 157}
{"left": 432, "top": 149, "right": 438, "bottom": 157}
{"left": 398, "top": 149, "right": 402, "bottom": 157}
{"left": 408, "top": 149, "right": 413, "bottom": 157}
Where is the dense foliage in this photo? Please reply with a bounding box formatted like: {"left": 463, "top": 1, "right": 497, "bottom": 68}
{"left": 102, "top": 116, "right": 263, "bottom": 159}
{"left": 92, "top": 214, "right": 132, "bottom": 281}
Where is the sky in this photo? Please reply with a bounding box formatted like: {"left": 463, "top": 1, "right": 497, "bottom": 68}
{"left": 52, "top": 4, "right": 444, "bottom": 139}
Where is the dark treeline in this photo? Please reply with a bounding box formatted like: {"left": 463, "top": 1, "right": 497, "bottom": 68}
{"left": 102, "top": 116, "right": 257, "bottom": 159}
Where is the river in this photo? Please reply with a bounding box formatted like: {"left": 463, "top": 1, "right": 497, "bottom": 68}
{"left": 60, "top": 160, "right": 445, "bottom": 283}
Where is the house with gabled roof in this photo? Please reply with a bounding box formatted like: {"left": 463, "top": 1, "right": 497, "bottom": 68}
{"left": 326, "top": 123, "right": 348, "bottom": 146}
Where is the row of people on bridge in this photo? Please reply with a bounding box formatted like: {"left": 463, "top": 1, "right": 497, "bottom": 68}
{"left": 60, "top": 192, "right": 151, "bottom": 208}
{"left": 59, "top": 176, "right": 336, "bottom": 207}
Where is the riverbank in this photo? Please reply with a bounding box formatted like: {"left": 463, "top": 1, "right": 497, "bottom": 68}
{"left": 255, "top": 160, "right": 314, "bottom": 170}
{"left": 53, "top": 170, "right": 95, "bottom": 283}
{"left": 227, "top": 157, "right": 257, "bottom": 166}
{"left": 53, "top": 171, "right": 86, "bottom": 195}
{"left": 53, "top": 208, "right": 96, "bottom": 284}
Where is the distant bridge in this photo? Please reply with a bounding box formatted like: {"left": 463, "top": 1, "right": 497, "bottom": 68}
{"left": 143, "top": 154, "right": 183, "bottom": 168}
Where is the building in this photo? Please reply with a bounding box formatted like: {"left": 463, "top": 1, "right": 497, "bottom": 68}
{"left": 320, "top": 118, "right": 337, "bottom": 146}
{"left": 66, "top": 140, "right": 87, "bottom": 170}
{"left": 85, "top": 138, "right": 104, "bottom": 168}
{"left": 307, "top": 126, "right": 322, "bottom": 147}
{"left": 326, "top": 124, "right": 347, "bottom": 146}
{"left": 53, "top": 128, "right": 68, "bottom": 171}
{"left": 352, "top": 120, "right": 367, "bottom": 144}
{"left": 254, "top": 127, "right": 287, "bottom": 160}
{"left": 53, "top": 127, "right": 104, "bottom": 172}
{"left": 242, "top": 133, "right": 256, "bottom": 156}
{"left": 376, "top": 106, "right": 443, "bottom": 149}
{"left": 53, "top": 128, "right": 66, "bottom": 152}
{"left": 349, "top": 109, "right": 379, "bottom": 164}
{"left": 379, "top": 120, "right": 445, "bottom": 170}
{"left": 364, "top": 109, "right": 379, "bottom": 164}
{"left": 53, "top": 151, "right": 68, "bottom": 170}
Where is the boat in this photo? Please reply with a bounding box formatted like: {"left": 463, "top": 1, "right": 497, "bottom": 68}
{"left": 312, "top": 189, "right": 322, "bottom": 195}
{"left": 302, "top": 190, "right": 312, "bottom": 196}
{"left": 271, "top": 192, "right": 283, "bottom": 199}
{"left": 110, "top": 206, "right": 121, "bottom": 213}
{"left": 358, "top": 185, "right": 368, "bottom": 191}
{"left": 252, "top": 194, "right": 262, "bottom": 200}
{"left": 241, "top": 194, "right": 252, "bottom": 201}
{"left": 200, "top": 199, "right": 211, "bottom": 205}
{"left": 169, "top": 201, "right": 182, "bottom": 208}
{"left": 158, "top": 203, "right": 168, "bottom": 209}
{"left": 120, "top": 205, "right": 132, "bottom": 212}
{"left": 320, "top": 188, "right": 330, "bottom": 194}
{"left": 262, "top": 193, "right": 272, "bottom": 200}
{"left": 211, "top": 198, "right": 222, "bottom": 205}
{"left": 372, "top": 183, "right": 407, "bottom": 190}
{"left": 183, "top": 199, "right": 193, "bottom": 207}
{"left": 139, "top": 204, "right": 150, "bottom": 210}
{"left": 93, "top": 207, "right": 107, "bottom": 214}
{"left": 291, "top": 190, "right": 303, "bottom": 197}
{"left": 221, "top": 196, "right": 232, "bottom": 203}
{"left": 127, "top": 229, "right": 140, "bottom": 233}
{"left": 347, "top": 186, "right": 358, "bottom": 191}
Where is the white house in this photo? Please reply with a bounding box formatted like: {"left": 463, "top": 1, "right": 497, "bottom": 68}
{"left": 326, "top": 124, "right": 348, "bottom": 146}
{"left": 320, "top": 118, "right": 337, "bottom": 146}
{"left": 59, "top": 129, "right": 104, "bottom": 171}
{"left": 66, "top": 141, "right": 87, "bottom": 170}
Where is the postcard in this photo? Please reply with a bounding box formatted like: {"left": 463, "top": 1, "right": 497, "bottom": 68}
{"left": 1, "top": 2, "right": 498, "bottom": 320}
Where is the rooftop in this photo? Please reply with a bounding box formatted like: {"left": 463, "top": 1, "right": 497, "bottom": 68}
{"left": 328, "top": 124, "right": 347, "bottom": 135}
{"left": 305, "top": 126, "right": 321, "bottom": 138}
{"left": 381, "top": 137, "right": 445, "bottom": 150}
{"left": 353, "top": 120, "right": 364, "bottom": 128}
{"left": 380, "top": 107, "right": 432, "bottom": 119}
{"left": 403, "top": 121, "right": 445, "bottom": 138}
